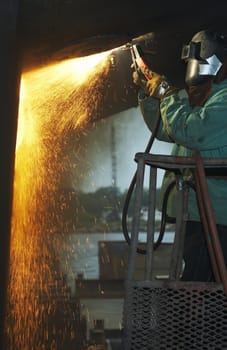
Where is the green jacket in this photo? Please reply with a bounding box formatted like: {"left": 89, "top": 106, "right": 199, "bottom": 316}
{"left": 138, "top": 79, "right": 227, "bottom": 225}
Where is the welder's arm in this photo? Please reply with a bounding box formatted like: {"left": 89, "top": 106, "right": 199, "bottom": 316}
{"left": 160, "top": 87, "right": 227, "bottom": 149}
{"left": 133, "top": 68, "right": 180, "bottom": 142}
{"left": 133, "top": 68, "right": 178, "bottom": 99}
{"left": 138, "top": 91, "right": 174, "bottom": 142}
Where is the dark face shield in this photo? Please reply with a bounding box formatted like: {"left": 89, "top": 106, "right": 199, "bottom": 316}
{"left": 182, "top": 39, "right": 223, "bottom": 86}
{"left": 181, "top": 41, "right": 207, "bottom": 86}
{"left": 182, "top": 30, "right": 227, "bottom": 86}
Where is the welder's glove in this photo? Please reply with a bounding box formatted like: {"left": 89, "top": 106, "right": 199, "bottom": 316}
{"left": 133, "top": 67, "right": 178, "bottom": 99}
{"left": 146, "top": 72, "right": 171, "bottom": 99}
{"left": 132, "top": 70, "right": 150, "bottom": 95}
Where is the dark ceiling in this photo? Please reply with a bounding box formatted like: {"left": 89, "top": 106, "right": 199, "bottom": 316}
{"left": 19, "top": 1, "right": 227, "bottom": 67}
{"left": 17, "top": 0, "right": 227, "bottom": 118}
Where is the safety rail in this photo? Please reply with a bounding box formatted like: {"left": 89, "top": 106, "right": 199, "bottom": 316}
{"left": 123, "top": 151, "right": 227, "bottom": 350}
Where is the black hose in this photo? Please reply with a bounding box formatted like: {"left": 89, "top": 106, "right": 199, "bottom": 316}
{"left": 121, "top": 109, "right": 161, "bottom": 254}
{"left": 153, "top": 179, "right": 195, "bottom": 250}
{"left": 121, "top": 110, "right": 196, "bottom": 255}
{"left": 153, "top": 180, "right": 176, "bottom": 250}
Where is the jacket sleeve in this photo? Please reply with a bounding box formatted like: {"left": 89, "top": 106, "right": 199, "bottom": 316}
{"left": 138, "top": 90, "right": 174, "bottom": 143}
{"left": 160, "top": 83, "right": 227, "bottom": 150}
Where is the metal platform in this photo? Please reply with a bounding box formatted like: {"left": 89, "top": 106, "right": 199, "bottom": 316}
{"left": 122, "top": 152, "right": 227, "bottom": 350}
{"left": 123, "top": 280, "right": 227, "bottom": 350}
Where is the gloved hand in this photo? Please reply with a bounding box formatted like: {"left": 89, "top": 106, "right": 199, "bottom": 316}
{"left": 132, "top": 70, "right": 150, "bottom": 95}
{"left": 146, "top": 71, "right": 171, "bottom": 99}
{"left": 133, "top": 66, "right": 178, "bottom": 99}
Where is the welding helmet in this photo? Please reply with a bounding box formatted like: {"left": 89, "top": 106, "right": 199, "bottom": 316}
{"left": 181, "top": 30, "right": 227, "bottom": 86}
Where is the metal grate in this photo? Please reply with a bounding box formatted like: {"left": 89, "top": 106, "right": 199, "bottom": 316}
{"left": 123, "top": 280, "right": 227, "bottom": 350}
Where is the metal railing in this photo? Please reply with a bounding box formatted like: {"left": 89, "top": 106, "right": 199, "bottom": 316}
{"left": 123, "top": 151, "right": 227, "bottom": 350}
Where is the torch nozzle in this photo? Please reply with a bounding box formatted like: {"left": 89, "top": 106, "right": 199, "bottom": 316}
{"left": 130, "top": 32, "right": 154, "bottom": 45}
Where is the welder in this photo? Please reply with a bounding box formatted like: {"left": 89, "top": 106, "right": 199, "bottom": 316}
{"left": 132, "top": 29, "right": 227, "bottom": 281}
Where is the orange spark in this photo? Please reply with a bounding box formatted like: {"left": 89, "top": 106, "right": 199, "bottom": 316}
{"left": 6, "top": 49, "right": 112, "bottom": 349}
